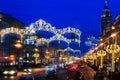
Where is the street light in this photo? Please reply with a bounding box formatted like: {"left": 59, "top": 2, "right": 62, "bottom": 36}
{"left": 110, "top": 33, "right": 117, "bottom": 37}
{"left": 106, "top": 43, "right": 120, "bottom": 72}
{"left": 33, "top": 48, "right": 40, "bottom": 64}
{"left": 45, "top": 49, "right": 50, "bottom": 64}
{"left": 106, "top": 32, "right": 120, "bottom": 72}
{"left": 14, "top": 40, "right": 22, "bottom": 49}
{"left": 14, "top": 40, "right": 22, "bottom": 67}
{"left": 97, "top": 50, "right": 106, "bottom": 69}
{"left": 14, "top": 40, "right": 22, "bottom": 58}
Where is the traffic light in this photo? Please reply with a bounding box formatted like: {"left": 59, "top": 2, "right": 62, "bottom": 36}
{"left": 71, "top": 33, "right": 75, "bottom": 42}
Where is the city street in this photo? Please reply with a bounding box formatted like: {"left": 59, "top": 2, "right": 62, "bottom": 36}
{"left": 0, "top": 67, "right": 45, "bottom": 80}
{"left": 0, "top": 63, "right": 110, "bottom": 80}
{"left": 0, "top": 0, "right": 120, "bottom": 80}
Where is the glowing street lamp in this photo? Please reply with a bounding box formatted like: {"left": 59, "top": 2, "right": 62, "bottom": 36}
{"left": 110, "top": 33, "right": 117, "bottom": 37}
{"left": 97, "top": 50, "right": 106, "bottom": 69}
{"left": 106, "top": 44, "right": 120, "bottom": 72}
{"left": 14, "top": 40, "right": 22, "bottom": 67}
{"left": 33, "top": 48, "right": 40, "bottom": 64}
{"left": 14, "top": 40, "right": 22, "bottom": 58}
{"left": 45, "top": 49, "right": 50, "bottom": 64}
{"left": 14, "top": 40, "right": 22, "bottom": 49}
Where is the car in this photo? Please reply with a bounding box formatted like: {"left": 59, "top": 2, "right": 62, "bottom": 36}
{"left": 45, "top": 67, "right": 58, "bottom": 78}
{"left": 23, "top": 67, "right": 32, "bottom": 74}
{"left": 2, "top": 67, "right": 17, "bottom": 76}
{"left": 19, "top": 74, "right": 34, "bottom": 80}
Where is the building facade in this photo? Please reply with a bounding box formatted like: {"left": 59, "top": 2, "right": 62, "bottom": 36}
{"left": 99, "top": 0, "right": 120, "bottom": 72}
{"left": 0, "top": 12, "right": 25, "bottom": 57}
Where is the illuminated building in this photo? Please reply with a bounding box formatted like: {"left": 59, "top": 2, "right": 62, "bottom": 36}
{"left": 100, "top": 0, "right": 112, "bottom": 38}
{"left": 98, "top": 0, "right": 120, "bottom": 72}
{"left": 0, "top": 12, "right": 25, "bottom": 56}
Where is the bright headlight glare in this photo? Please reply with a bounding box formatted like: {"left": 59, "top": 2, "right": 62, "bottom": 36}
{"left": 3, "top": 71, "right": 8, "bottom": 74}
{"left": 28, "top": 69, "right": 32, "bottom": 72}
{"left": 24, "top": 69, "right": 27, "bottom": 71}
{"left": 9, "top": 71, "right": 15, "bottom": 74}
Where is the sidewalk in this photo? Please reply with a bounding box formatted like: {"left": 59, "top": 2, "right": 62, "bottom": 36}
{"left": 87, "top": 65, "right": 109, "bottom": 80}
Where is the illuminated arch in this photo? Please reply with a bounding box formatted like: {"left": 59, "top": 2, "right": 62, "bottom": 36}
{"left": 35, "top": 38, "right": 49, "bottom": 46}
{"left": 24, "top": 19, "right": 81, "bottom": 46}
{"left": 48, "top": 35, "right": 71, "bottom": 44}
{"left": 74, "top": 50, "right": 81, "bottom": 53}
{"left": 57, "top": 49, "right": 64, "bottom": 53}
{"left": 0, "top": 27, "right": 24, "bottom": 42}
{"left": 62, "top": 26, "right": 81, "bottom": 37}
{"left": 25, "top": 19, "right": 57, "bottom": 34}
{"left": 64, "top": 47, "right": 74, "bottom": 53}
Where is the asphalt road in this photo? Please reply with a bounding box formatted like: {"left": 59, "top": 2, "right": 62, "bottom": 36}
{"left": 0, "top": 67, "right": 45, "bottom": 80}
{"left": 0, "top": 63, "right": 109, "bottom": 80}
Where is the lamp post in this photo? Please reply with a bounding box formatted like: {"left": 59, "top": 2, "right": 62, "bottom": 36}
{"left": 14, "top": 40, "right": 22, "bottom": 67}
{"left": 92, "top": 53, "right": 97, "bottom": 67}
{"left": 33, "top": 48, "right": 40, "bottom": 64}
{"left": 14, "top": 40, "right": 22, "bottom": 58}
{"left": 106, "top": 44, "right": 120, "bottom": 72}
{"left": 89, "top": 55, "right": 94, "bottom": 65}
{"left": 97, "top": 50, "right": 106, "bottom": 69}
{"left": 45, "top": 49, "right": 50, "bottom": 64}
{"left": 106, "top": 33, "right": 120, "bottom": 72}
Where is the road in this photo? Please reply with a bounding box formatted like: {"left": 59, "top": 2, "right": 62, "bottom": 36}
{"left": 0, "top": 67, "right": 45, "bottom": 80}
{"left": 0, "top": 63, "right": 109, "bottom": 80}
{"left": 78, "top": 64, "right": 96, "bottom": 80}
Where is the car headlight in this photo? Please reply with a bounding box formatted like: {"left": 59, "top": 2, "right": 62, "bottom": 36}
{"left": 3, "top": 71, "right": 8, "bottom": 74}
{"left": 9, "top": 70, "right": 16, "bottom": 74}
{"left": 24, "top": 69, "right": 27, "bottom": 71}
{"left": 28, "top": 69, "right": 32, "bottom": 72}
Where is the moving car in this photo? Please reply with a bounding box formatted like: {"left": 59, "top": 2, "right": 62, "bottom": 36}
{"left": 3, "top": 67, "right": 17, "bottom": 76}
{"left": 45, "top": 67, "right": 58, "bottom": 78}
{"left": 23, "top": 67, "right": 32, "bottom": 74}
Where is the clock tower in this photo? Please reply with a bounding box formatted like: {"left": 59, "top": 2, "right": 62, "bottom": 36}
{"left": 101, "top": 0, "right": 112, "bottom": 38}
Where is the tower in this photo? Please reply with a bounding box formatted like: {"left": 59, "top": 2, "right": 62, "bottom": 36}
{"left": 101, "top": 0, "right": 112, "bottom": 38}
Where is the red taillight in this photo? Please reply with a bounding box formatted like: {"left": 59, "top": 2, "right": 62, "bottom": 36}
{"left": 9, "top": 57, "right": 15, "bottom": 61}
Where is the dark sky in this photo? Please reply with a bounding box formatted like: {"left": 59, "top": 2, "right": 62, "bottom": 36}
{"left": 0, "top": 0, "right": 120, "bottom": 55}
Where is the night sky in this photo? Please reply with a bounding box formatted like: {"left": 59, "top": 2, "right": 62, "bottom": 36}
{"left": 0, "top": 0, "right": 120, "bottom": 56}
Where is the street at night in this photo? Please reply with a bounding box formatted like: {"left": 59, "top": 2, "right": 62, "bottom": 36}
{"left": 0, "top": 62, "right": 109, "bottom": 80}
{"left": 0, "top": 0, "right": 120, "bottom": 80}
